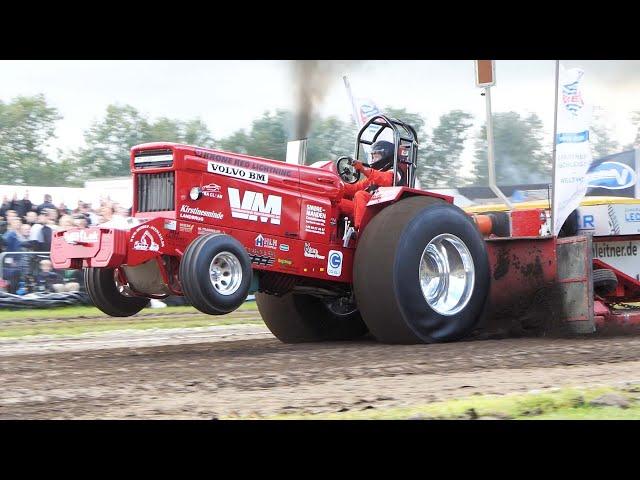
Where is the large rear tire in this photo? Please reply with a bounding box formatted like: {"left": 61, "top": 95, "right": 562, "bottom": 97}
{"left": 84, "top": 267, "right": 148, "bottom": 317}
{"left": 255, "top": 292, "right": 367, "bottom": 343}
{"left": 179, "top": 234, "right": 252, "bottom": 315}
{"left": 354, "top": 196, "right": 490, "bottom": 344}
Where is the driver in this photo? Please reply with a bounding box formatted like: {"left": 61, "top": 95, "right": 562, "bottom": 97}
{"left": 339, "top": 140, "right": 396, "bottom": 229}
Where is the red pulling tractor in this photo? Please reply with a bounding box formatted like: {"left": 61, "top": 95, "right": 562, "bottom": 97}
{"left": 50, "top": 115, "right": 640, "bottom": 343}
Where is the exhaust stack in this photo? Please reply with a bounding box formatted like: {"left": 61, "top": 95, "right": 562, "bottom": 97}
{"left": 286, "top": 139, "right": 308, "bottom": 165}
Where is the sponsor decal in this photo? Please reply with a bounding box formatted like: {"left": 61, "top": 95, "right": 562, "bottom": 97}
{"left": 249, "top": 254, "right": 275, "bottom": 267}
{"left": 255, "top": 234, "right": 277, "bottom": 249}
{"left": 197, "top": 226, "right": 222, "bottom": 235}
{"left": 201, "top": 183, "right": 224, "bottom": 199}
{"left": 369, "top": 187, "right": 403, "bottom": 204}
{"left": 327, "top": 250, "right": 343, "bottom": 277}
{"left": 593, "top": 241, "right": 639, "bottom": 259}
{"left": 130, "top": 225, "right": 165, "bottom": 252}
{"left": 577, "top": 213, "right": 595, "bottom": 230}
{"left": 228, "top": 188, "right": 281, "bottom": 225}
{"left": 556, "top": 131, "right": 589, "bottom": 144}
{"left": 208, "top": 161, "right": 269, "bottom": 184}
{"left": 608, "top": 204, "right": 621, "bottom": 235}
{"left": 625, "top": 207, "right": 640, "bottom": 223}
{"left": 179, "top": 204, "right": 224, "bottom": 222}
{"left": 592, "top": 240, "right": 640, "bottom": 281}
{"left": 179, "top": 223, "right": 194, "bottom": 233}
{"left": 577, "top": 204, "right": 640, "bottom": 236}
{"left": 357, "top": 99, "right": 381, "bottom": 125}
{"left": 248, "top": 247, "right": 274, "bottom": 255}
{"left": 305, "top": 204, "right": 326, "bottom": 235}
{"left": 164, "top": 220, "right": 177, "bottom": 231}
{"left": 134, "top": 232, "right": 159, "bottom": 251}
{"left": 561, "top": 74, "right": 585, "bottom": 117}
{"left": 304, "top": 242, "right": 325, "bottom": 260}
{"left": 279, "top": 243, "right": 290, "bottom": 252}
{"left": 330, "top": 218, "right": 337, "bottom": 226}
{"left": 194, "top": 150, "right": 293, "bottom": 177}
{"left": 64, "top": 230, "right": 99, "bottom": 244}
{"left": 587, "top": 162, "right": 637, "bottom": 190}
{"left": 277, "top": 258, "right": 293, "bottom": 266}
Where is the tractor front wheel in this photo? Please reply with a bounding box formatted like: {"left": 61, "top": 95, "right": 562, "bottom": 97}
{"left": 179, "top": 233, "right": 253, "bottom": 315}
{"left": 84, "top": 267, "right": 148, "bottom": 317}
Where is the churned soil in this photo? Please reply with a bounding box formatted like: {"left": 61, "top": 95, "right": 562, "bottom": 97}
{"left": 2, "top": 325, "right": 640, "bottom": 419}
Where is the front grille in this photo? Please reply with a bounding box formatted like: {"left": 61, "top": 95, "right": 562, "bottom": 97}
{"left": 137, "top": 171, "right": 175, "bottom": 212}
{"left": 133, "top": 149, "right": 174, "bottom": 169}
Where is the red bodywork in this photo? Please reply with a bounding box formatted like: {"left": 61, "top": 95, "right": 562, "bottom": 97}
{"left": 49, "top": 141, "right": 640, "bottom": 336}
{"left": 51, "top": 143, "right": 451, "bottom": 291}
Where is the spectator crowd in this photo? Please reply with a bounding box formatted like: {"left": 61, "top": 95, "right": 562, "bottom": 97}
{"left": 0, "top": 191, "right": 131, "bottom": 295}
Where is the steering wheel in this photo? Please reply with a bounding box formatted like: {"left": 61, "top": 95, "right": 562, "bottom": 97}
{"left": 336, "top": 156, "right": 361, "bottom": 184}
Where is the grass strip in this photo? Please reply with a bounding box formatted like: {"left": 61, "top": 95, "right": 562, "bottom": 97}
{"left": 0, "top": 310, "right": 263, "bottom": 339}
{"left": 260, "top": 385, "right": 640, "bottom": 420}
{"left": 0, "top": 302, "right": 257, "bottom": 321}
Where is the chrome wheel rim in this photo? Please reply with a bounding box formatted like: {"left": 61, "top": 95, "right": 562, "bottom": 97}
{"left": 209, "top": 252, "right": 242, "bottom": 296}
{"left": 419, "top": 234, "right": 475, "bottom": 316}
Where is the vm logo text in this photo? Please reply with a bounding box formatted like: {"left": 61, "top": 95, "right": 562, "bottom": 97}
{"left": 228, "top": 188, "right": 282, "bottom": 225}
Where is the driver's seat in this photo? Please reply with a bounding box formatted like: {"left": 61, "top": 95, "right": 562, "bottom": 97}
{"left": 394, "top": 163, "right": 409, "bottom": 187}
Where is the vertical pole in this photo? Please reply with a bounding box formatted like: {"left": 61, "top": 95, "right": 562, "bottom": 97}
{"left": 486, "top": 86, "right": 513, "bottom": 208}
{"left": 343, "top": 76, "right": 361, "bottom": 129}
{"left": 635, "top": 147, "right": 640, "bottom": 199}
{"left": 551, "top": 60, "right": 560, "bottom": 235}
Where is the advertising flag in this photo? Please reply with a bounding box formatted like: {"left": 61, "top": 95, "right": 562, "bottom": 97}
{"left": 553, "top": 65, "right": 594, "bottom": 236}
{"left": 353, "top": 97, "right": 382, "bottom": 128}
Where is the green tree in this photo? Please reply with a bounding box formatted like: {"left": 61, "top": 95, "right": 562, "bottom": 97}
{"left": 145, "top": 117, "right": 215, "bottom": 148}
{"left": 243, "top": 110, "right": 290, "bottom": 160}
{"left": 0, "top": 94, "right": 63, "bottom": 185}
{"left": 182, "top": 118, "right": 215, "bottom": 148}
{"left": 471, "top": 112, "right": 550, "bottom": 186}
{"left": 383, "top": 107, "right": 428, "bottom": 151}
{"left": 629, "top": 111, "right": 640, "bottom": 149}
{"left": 219, "top": 111, "right": 356, "bottom": 164}
{"left": 146, "top": 117, "right": 183, "bottom": 143}
{"left": 218, "top": 129, "right": 251, "bottom": 155}
{"left": 420, "top": 110, "right": 474, "bottom": 188}
{"left": 78, "top": 104, "right": 151, "bottom": 177}
{"left": 218, "top": 110, "right": 290, "bottom": 161}
{"left": 590, "top": 112, "right": 620, "bottom": 158}
{"left": 77, "top": 105, "right": 216, "bottom": 178}
{"left": 305, "top": 115, "right": 357, "bottom": 165}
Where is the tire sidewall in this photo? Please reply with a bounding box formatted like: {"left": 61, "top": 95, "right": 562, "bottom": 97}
{"left": 393, "top": 204, "right": 490, "bottom": 342}
{"left": 191, "top": 235, "right": 252, "bottom": 313}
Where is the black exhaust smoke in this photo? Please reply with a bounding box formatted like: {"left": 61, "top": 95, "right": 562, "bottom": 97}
{"left": 290, "top": 60, "right": 362, "bottom": 142}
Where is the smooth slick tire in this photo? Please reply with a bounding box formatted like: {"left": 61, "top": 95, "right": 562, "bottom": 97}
{"left": 179, "top": 233, "right": 252, "bottom": 315}
{"left": 354, "top": 196, "right": 490, "bottom": 344}
{"left": 84, "top": 267, "right": 148, "bottom": 317}
{"left": 255, "top": 292, "right": 368, "bottom": 343}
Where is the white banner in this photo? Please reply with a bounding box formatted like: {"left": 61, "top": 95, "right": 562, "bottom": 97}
{"left": 553, "top": 65, "right": 594, "bottom": 236}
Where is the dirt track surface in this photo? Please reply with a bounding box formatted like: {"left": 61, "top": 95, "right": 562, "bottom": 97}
{"left": 2, "top": 325, "right": 640, "bottom": 419}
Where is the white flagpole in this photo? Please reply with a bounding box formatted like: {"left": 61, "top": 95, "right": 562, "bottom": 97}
{"left": 343, "top": 75, "right": 362, "bottom": 129}
{"left": 551, "top": 60, "right": 560, "bottom": 236}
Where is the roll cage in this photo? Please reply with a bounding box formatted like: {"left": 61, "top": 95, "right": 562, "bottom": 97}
{"left": 354, "top": 114, "right": 419, "bottom": 188}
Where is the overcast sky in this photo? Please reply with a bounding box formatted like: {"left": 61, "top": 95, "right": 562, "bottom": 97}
{"left": 2, "top": 60, "right": 639, "bottom": 174}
